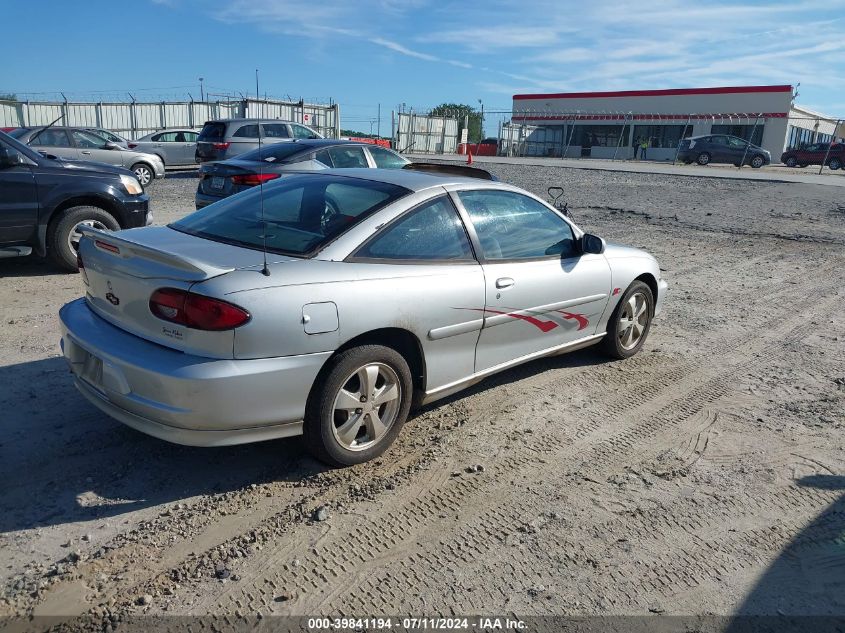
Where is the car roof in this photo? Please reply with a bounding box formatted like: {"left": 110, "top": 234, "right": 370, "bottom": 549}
{"left": 206, "top": 118, "right": 305, "bottom": 125}
{"left": 310, "top": 167, "right": 505, "bottom": 192}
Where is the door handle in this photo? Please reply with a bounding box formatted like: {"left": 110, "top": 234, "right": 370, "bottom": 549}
{"left": 495, "top": 277, "right": 515, "bottom": 289}
{"left": 81, "top": 151, "right": 91, "bottom": 155}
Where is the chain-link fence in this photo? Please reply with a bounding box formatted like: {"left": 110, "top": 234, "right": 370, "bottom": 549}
{"left": 0, "top": 96, "right": 341, "bottom": 140}
{"left": 396, "top": 105, "right": 844, "bottom": 170}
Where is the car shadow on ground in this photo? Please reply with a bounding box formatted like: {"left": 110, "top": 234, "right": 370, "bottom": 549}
{"left": 722, "top": 474, "right": 845, "bottom": 632}
{"left": 0, "top": 257, "right": 73, "bottom": 279}
{"left": 0, "top": 356, "right": 324, "bottom": 534}
{"left": 161, "top": 169, "right": 199, "bottom": 179}
{"left": 0, "top": 346, "right": 612, "bottom": 534}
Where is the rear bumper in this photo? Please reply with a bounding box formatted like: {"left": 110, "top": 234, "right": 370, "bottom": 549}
{"left": 59, "top": 298, "right": 332, "bottom": 446}
{"left": 195, "top": 190, "right": 227, "bottom": 209}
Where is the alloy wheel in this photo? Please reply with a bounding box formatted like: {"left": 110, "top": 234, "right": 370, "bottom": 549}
{"left": 68, "top": 219, "right": 109, "bottom": 253}
{"left": 618, "top": 292, "right": 649, "bottom": 351}
{"left": 331, "top": 363, "right": 401, "bottom": 451}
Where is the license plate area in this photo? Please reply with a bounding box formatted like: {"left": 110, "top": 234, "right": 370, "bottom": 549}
{"left": 211, "top": 176, "right": 225, "bottom": 189}
{"left": 79, "top": 349, "right": 104, "bottom": 388}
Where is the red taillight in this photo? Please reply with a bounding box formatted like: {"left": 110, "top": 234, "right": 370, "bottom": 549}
{"left": 212, "top": 142, "right": 231, "bottom": 150}
{"left": 149, "top": 288, "right": 250, "bottom": 331}
{"left": 77, "top": 252, "right": 89, "bottom": 285}
{"left": 128, "top": 143, "right": 138, "bottom": 149}
{"left": 231, "top": 173, "right": 280, "bottom": 186}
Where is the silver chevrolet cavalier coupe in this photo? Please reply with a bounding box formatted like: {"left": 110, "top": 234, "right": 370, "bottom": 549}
{"left": 60, "top": 167, "right": 667, "bottom": 466}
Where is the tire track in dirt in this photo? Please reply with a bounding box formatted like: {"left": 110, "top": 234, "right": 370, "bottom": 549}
{"left": 14, "top": 266, "right": 836, "bottom": 624}
{"left": 185, "top": 287, "right": 837, "bottom": 616}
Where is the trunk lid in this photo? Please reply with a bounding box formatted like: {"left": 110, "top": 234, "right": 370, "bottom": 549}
{"left": 77, "top": 226, "right": 291, "bottom": 359}
{"left": 198, "top": 160, "right": 261, "bottom": 197}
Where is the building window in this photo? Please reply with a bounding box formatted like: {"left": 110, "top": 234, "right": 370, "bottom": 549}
{"left": 711, "top": 124, "right": 764, "bottom": 146}
{"left": 632, "top": 125, "right": 693, "bottom": 149}
{"left": 572, "top": 125, "right": 630, "bottom": 147}
{"left": 787, "top": 125, "right": 815, "bottom": 149}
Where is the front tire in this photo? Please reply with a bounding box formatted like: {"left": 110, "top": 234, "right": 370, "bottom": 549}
{"left": 696, "top": 152, "right": 711, "bottom": 166}
{"left": 829, "top": 157, "right": 842, "bottom": 170}
{"left": 600, "top": 281, "right": 654, "bottom": 360}
{"left": 47, "top": 206, "right": 119, "bottom": 271}
{"left": 131, "top": 163, "right": 154, "bottom": 186}
{"left": 750, "top": 154, "right": 765, "bottom": 168}
{"left": 304, "top": 345, "right": 413, "bottom": 466}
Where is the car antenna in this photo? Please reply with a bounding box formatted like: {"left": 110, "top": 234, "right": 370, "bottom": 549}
{"left": 548, "top": 186, "right": 574, "bottom": 221}
{"left": 256, "top": 68, "right": 270, "bottom": 276}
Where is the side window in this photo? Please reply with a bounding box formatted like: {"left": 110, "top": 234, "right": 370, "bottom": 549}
{"left": 368, "top": 146, "right": 407, "bottom": 169}
{"left": 728, "top": 137, "right": 746, "bottom": 148}
{"left": 71, "top": 130, "right": 106, "bottom": 148}
{"left": 458, "top": 190, "right": 576, "bottom": 260}
{"left": 156, "top": 132, "right": 179, "bottom": 142}
{"left": 262, "top": 124, "right": 290, "bottom": 138}
{"left": 184, "top": 131, "right": 199, "bottom": 142}
{"left": 328, "top": 146, "right": 368, "bottom": 168}
{"left": 314, "top": 149, "right": 333, "bottom": 167}
{"left": 232, "top": 124, "right": 260, "bottom": 138}
{"left": 710, "top": 136, "right": 728, "bottom": 146}
{"left": 291, "top": 124, "right": 314, "bottom": 139}
{"left": 353, "top": 196, "right": 474, "bottom": 262}
{"left": 30, "top": 129, "right": 70, "bottom": 147}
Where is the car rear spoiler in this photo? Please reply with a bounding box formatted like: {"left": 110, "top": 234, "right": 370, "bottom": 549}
{"left": 403, "top": 162, "right": 497, "bottom": 181}
{"left": 78, "top": 226, "right": 235, "bottom": 281}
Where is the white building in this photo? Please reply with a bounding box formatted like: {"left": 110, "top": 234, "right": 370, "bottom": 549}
{"left": 508, "top": 85, "right": 842, "bottom": 161}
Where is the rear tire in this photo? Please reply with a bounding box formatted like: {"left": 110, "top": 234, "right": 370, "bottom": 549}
{"left": 131, "top": 163, "right": 154, "bottom": 186}
{"left": 696, "top": 152, "right": 711, "bottom": 166}
{"left": 785, "top": 156, "right": 797, "bottom": 167}
{"left": 304, "top": 345, "right": 413, "bottom": 467}
{"left": 600, "top": 281, "right": 654, "bottom": 360}
{"left": 47, "top": 206, "right": 119, "bottom": 272}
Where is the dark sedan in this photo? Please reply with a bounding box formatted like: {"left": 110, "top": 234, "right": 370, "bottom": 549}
{"left": 195, "top": 139, "right": 409, "bottom": 208}
{"left": 677, "top": 134, "right": 771, "bottom": 168}
{"left": 780, "top": 142, "right": 843, "bottom": 170}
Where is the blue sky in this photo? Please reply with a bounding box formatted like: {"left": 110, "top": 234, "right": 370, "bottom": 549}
{"left": 2, "top": 0, "right": 843, "bottom": 133}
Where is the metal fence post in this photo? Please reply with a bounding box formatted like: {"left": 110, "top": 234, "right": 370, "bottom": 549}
{"left": 818, "top": 120, "right": 839, "bottom": 175}
{"left": 95, "top": 102, "right": 103, "bottom": 128}
{"left": 673, "top": 114, "right": 692, "bottom": 165}
{"left": 738, "top": 113, "right": 761, "bottom": 169}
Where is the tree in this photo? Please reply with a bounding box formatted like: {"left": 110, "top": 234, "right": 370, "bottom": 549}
{"left": 430, "top": 103, "right": 483, "bottom": 143}
{"left": 0, "top": 93, "right": 17, "bottom": 101}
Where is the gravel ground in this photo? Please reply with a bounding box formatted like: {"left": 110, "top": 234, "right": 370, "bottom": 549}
{"left": 1, "top": 163, "right": 843, "bottom": 629}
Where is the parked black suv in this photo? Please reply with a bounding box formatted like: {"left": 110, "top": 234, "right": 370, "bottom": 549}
{"left": 0, "top": 130, "right": 151, "bottom": 271}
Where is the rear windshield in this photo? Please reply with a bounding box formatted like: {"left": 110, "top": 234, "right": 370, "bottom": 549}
{"left": 198, "top": 122, "right": 226, "bottom": 141}
{"left": 237, "top": 143, "right": 308, "bottom": 163}
{"left": 171, "top": 174, "right": 409, "bottom": 256}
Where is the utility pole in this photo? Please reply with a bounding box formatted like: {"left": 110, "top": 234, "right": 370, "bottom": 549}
{"left": 377, "top": 103, "right": 381, "bottom": 139}
{"left": 478, "top": 99, "right": 484, "bottom": 140}
{"left": 199, "top": 77, "right": 204, "bottom": 102}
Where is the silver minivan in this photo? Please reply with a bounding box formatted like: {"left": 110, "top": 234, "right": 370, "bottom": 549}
{"left": 195, "top": 118, "right": 323, "bottom": 163}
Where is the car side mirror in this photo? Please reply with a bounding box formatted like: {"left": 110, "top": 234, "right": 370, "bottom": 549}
{"left": 0, "top": 147, "right": 24, "bottom": 168}
{"left": 105, "top": 142, "right": 120, "bottom": 150}
{"left": 580, "top": 233, "right": 605, "bottom": 255}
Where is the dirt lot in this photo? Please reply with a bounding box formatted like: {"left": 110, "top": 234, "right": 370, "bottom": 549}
{"left": 1, "top": 164, "right": 843, "bottom": 628}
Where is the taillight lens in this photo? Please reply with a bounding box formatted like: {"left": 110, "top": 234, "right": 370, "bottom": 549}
{"left": 128, "top": 143, "right": 138, "bottom": 149}
{"left": 77, "top": 252, "right": 89, "bottom": 285}
{"left": 231, "top": 173, "right": 280, "bottom": 186}
{"left": 212, "top": 142, "right": 231, "bottom": 150}
{"left": 149, "top": 288, "right": 250, "bottom": 331}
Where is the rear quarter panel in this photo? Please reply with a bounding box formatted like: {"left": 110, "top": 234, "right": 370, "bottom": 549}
{"left": 200, "top": 260, "right": 486, "bottom": 392}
